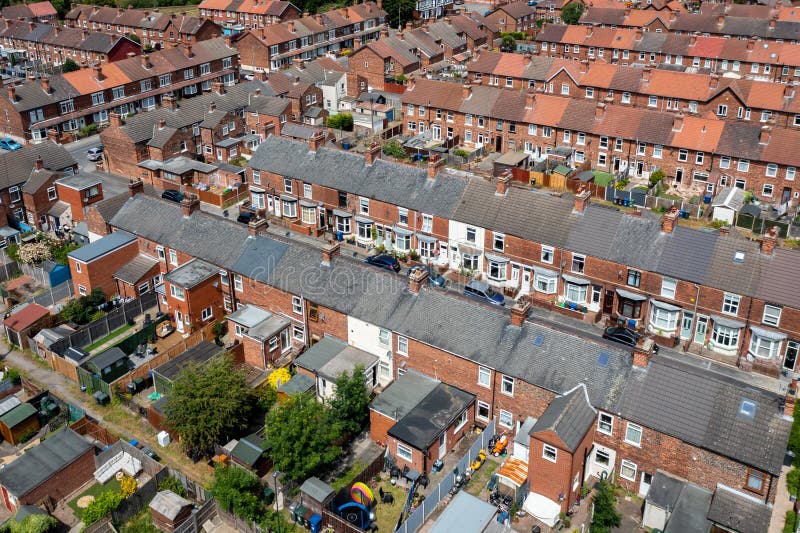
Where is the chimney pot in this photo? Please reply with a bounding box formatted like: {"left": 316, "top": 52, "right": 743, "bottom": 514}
{"left": 321, "top": 242, "right": 340, "bottom": 266}
{"left": 209, "top": 101, "right": 216, "bottom": 112}
{"left": 462, "top": 81, "right": 471, "bottom": 99}
{"left": 409, "top": 267, "right": 428, "bottom": 294}
{"left": 180, "top": 194, "right": 200, "bottom": 217}
{"left": 573, "top": 185, "right": 591, "bottom": 213}
{"left": 510, "top": 299, "right": 531, "bottom": 327}
{"left": 661, "top": 206, "right": 679, "bottom": 233}
{"left": 633, "top": 337, "right": 656, "bottom": 367}
{"left": 128, "top": 178, "right": 144, "bottom": 197}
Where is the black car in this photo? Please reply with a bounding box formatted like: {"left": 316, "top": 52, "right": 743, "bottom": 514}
{"left": 602, "top": 326, "right": 659, "bottom": 353}
{"left": 236, "top": 211, "right": 256, "bottom": 224}
{"left": 365, "top": 253, "right": 401, "bottom": 272}
{"left": 161, "top": 189, "right": 185, "bottom": 203}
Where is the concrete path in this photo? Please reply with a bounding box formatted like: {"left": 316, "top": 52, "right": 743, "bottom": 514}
{"left": 769, "top": 465, "right": 794, "bottom": 533}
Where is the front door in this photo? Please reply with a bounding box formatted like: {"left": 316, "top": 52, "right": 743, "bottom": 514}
{"left": 675, "top": 168, "right": 684, "bottom": 183}
{"left": 175, "top": 311, "right": 184, "bottom": 333}
{"left": 639, "top": 472, "right": 652, "bottom": 497}
{"left": 694, "top": 315, "right": 708, "bottom": 344}
{"left": 784, "top": 341, "right": 799, "bottom": 372}
{"left": 782, "top": 187, "right": 792, "bottom": 206}
{"left": 495, "top": 135, "right": 503, "bottom": 152}
{"left": 511, "top": 264, "right": 520, "bottom": 287}
{"left": 438, "top": 433, "right": 447, "bottom": 460}
{"left": 603, "top": 289, "right": 615, "bottom": 315}
{"left": 522, "top": 267, "right": 532, "bottom": 291}
{"left": 680, "top": 311, "right": 694, "bottom": 339}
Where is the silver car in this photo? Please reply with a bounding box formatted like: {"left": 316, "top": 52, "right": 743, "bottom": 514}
{"left": 87, "top": 146, "right": 103, "bottom": 161}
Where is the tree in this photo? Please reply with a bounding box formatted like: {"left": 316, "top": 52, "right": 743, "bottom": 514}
{"left": 126, "top": 33, "right": 141, "bottom": 44}
{"left": 500, "top": 34, "right": 517, "bottom": 51}
{"left": 60, "top": 288, "right": 106, "bottom": 325}
{"left": 329, "top": 365, "right": 369, "bottom": 435}
{"left": 164, "top": 355, "right": 255, "bottom": 457}
{"left": 8, "top": 514, "right": 57, "bottom": 533}
{"left": 562, "top": 1, "right": 585, "bottom": 24}
{"left": 157, "top": 476, "right": 187, "bottom": 498}
{"left": 212, "top": 466, "right": 265, "bottom": 522}
{"left": 382, "top": 0, "right": 416, "bottom": 28}
{"left": 589, "top": 479, "right": 621, "bottom": 533}
{"left": 382, "top": 141, "right": 405, "bottom": 159}
{"left": 83, "top": 491, "right": 125, "bottom": 526}
{"left": 120, "top": 475, "right": 138, "bottom": 498}
{"left": 265, "top": 394, "right": 341, "bottom": 482}
{"left": 267, "top": 367, "right": 291, "bottom": 390}
{"left": 326, "top": 113, "right": 353, "bottom": 131}
{"left": 61, "top": 58, "right": 80, "bottom": 73}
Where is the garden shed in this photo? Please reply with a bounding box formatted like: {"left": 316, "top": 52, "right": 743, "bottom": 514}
{"left": 150, "top": 490, "right": 193, "bottom": 532}
{"left": 0, "top": 403, "right": 39, "bottom": 445}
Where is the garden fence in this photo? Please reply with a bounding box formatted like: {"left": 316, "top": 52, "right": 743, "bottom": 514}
{"left": 32, "top": 280, "right": 73, "bottom": 308}
{"left": 735, "top": 213, "right": 791, "bottom": 237}
{"left": 394, "top": 419, "right": 496, "bottom": 533}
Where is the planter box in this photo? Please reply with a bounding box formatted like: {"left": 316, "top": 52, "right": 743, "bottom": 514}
{"left": 290, "top": 221, "right": 313, "bottom": 235}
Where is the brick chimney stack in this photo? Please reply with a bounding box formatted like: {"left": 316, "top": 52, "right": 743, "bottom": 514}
{"left": 365, "top": 142, "right": 381, "bottom": 165}
{"left": 672, "top": 112, "right": 684, "bottom": 132}
{"left": 321, "top": 242, "right": 340, "bottom": 266}
{"left": 579, "top": 59, "right": 588, "bottom": 73}
{"left": 128, "top": 178, "right": 144, "bottom": 197}
{"left": 6, "top": 85, "right": 14, "bottom": 102}
{"left": 309, "top": 130, "right": 325, "bottom": 152}
{"left": 759, "top": 124, "right": 772, "bottom": 145}
{"left": 573, "top": 184, "right": 591, "bottom": 213}
{"left": 746, "top": 39, "right": 754, "bottom": 50}
{"left": 785, "top": 85, "right": 795, "bottom": 98}
{"left": 93, "top": 65, "right": 105, "bottom": 81}
{"left": 661, "top": 206, "right": 679, "bottom": 234}
{"left": 158, "top": 118, "right": 166, "bottom": 130}
{"left": 41, "top": 77, "right": 50, "bottom": 94}
{"left": 34, "top": 157, "right": 43, "bottom": 170}
{"left": 525, "top": 89, "right": 536, "bottom": 109}
{"left": 211, "top": 81, "right": 225, "bottom": 94}
{"left": 642, "top": 66, "right": 651, "bottom": 82}
{"left": 141, "top": 53, "right": 151, "bottom": 69}
{"left": 463, "top": 81, "right": 471, "bottom": 99}
{"left": 709, "top": 73, "right": 719, "bottom": 89}
{"left": 496, "top": 170, "right": 511, "bottom": 196}
{"left": 248, "top": 217, "right": 268, "bottom": 237}
{"left": 595, "top": 102, "right": 606, "bottom": 119}
{"left": 208, "top": 101, "right": 216, "bottom": 113}
{"left": 109, "top": 111, "right": 122, "bottom": 128}
{"left": 633, "top": 337, "right": 656, "bottom": 367}
{"left": 181, "top": 194, "right": 200, "bottom": 217}
{"left": 409, "top": 266, "right": 429, "bottom": 294}
{"left": 428, "top": 154, "right": 444, "bottom": 179}
{"left": 184, "top": 43, "right": 193, "bottom": 58}
{"left": 288, "top": 20, "right": 295, "bottom": 32}
{"left": 761, "top": 225, "right": 778, "bottom": 256}
{"left": 510, "top": 299, "right": 531, "bottom": 327}
{"left": 224, "top": 34, "right": 233, "bottom": 47}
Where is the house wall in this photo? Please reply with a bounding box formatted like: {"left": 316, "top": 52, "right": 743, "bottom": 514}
{"left": 529, "top": 424, "right": 595, "bottom": 512}
{"left": 13, "top": 446, "right": 95, "bottom": 511}
{"left": 347, "top": 316, "right": 393, "bottom": 386}
{"left": 22, "top": 174, "right": 59, "bottom": 230}
{"left": 56, "top": 182, "right": 104, "bottom": 222}
{"left": 69, "top": 240, "right": 139, "bottom": 298}
{"left": 369, "top": 409, "right": 396, "bottom": 445}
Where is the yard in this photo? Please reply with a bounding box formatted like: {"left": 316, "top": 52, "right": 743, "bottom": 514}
{"left": 465, "top": 457, "right": 501, "bottom": 497}
{"left": 84, "top": 324, "right": 134, "bottom": 353}
{"left": 592, "top": 171, "right": 615, "bottom": 187}
{"left": 158, "top": 5, "right": 199, "bottom": 16}
{"left": 67, "top": 477, "right": 121, "bottom": 519}
{"left": 370, "top": 477, "right": 407, "bottom": 533}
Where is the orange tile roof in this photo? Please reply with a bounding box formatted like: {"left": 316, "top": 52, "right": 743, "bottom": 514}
{"left": 625, "top": 10, "right": 663, "bottom": 26}
{"left": 62, "top": 62, "right": 131, "bottom": 95}
{"left": 561, "top": 25, "right": 589, "bottom": 45}
{"left": 493, "top": 52, "right": 529, "bottom": 78}
{"left": 28, "top": 1, "right": 57, "bottom": 17}
{"left": 198, "top": 0, "right": 232, "bottom": 10}
{"left": 523, "top": 93, "right": 570, "bottom": 126}
{"left": 777, "top": 6, "right": 800, "bottom": 21}
{"left": 670, "top": 116, "right": 725, "bottom": 152}
{"left": 577, "top": 61, "right": 616, "bottom": 87}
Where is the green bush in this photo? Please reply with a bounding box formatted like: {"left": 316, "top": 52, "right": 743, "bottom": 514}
{"left": 157, "top": 477, "right": 187, "bottom": 498}
{"left": 5, "top": 368, "right": 20, "bottom": 384}
{"left": 454, "top": 148, "right": 469, "bottom": 159}
{"left": 784, "top": 510, "right": 798, "bottom": 533}
{"left": 326, "top": 113, "right": 353, "bottom": 132}
{"left": 788, "top": 401, "right": 800, "bottom": 465}
{"left": 8, "top": 513, "right": 57, "bottom": 533}
{"left": 59, "top": 288, "right": 106, "bottom": 325}
{"left": 83, "top": 491, "right": 125, "bottom": 526}
{"left": 382, "top": 141, "right": 405, "bottom": 159}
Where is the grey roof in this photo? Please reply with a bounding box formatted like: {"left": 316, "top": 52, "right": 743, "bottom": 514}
{"left": 318, "top": 345, "right": 378, "bottom": 381}
{"left": 55, "top": 174, "right": 101, "bottom": 190}
{"left": 231, "top": 434, "right": 267, "bottom": 468}
{"left": 530, "top": 384, "right": 596, "bottom": 452}
{"left": 149, "top": 490, "right": 192, "bottom": 521}
{"left": 89, "top": 192, "right": 135, "bottom": 223}
{"left": 0, "top": 428, "right": 93, "bottom": 497}
{"left": 87, "top": 347, "right": 128, "bottom": 371}
{"left": 647, "top": 471, "right": 687, "bottom": 509}
{"left": 113, "top": 254, "right": 158, "bottom": 284}
{"left": 300, "top": 477, "right": 334, "bottom": 504}
{"left": 47, "top": 201, "right": 70, "bottom": 218}
{"left": 663, "top": 482, "right": 713, "bottom": 533}
{"left": 0, "top": 141, "right": 75, "bottom": 190}
{"left": 164, "top": 259, "right": 219, "bottom": 289}
{"left": 14, "top": 505, "right": 48, "bottom": 523}
{"left": 280, "top": 122, "right": 318, "bottom": 140}
{"left": 514, "top": 416, "right": 537, "bottom": 447}
{"left": 388, "top": 382, "right": 475, "bottom": 450}
{"left": 250, "top": 136, "right": 469, "bottom": 218}
{"left": 21, "top": 168, "right": 57, "bottom": 195}
{"left": 294, "top": 336, "right": 347, "bottom": 373}
{"left": 227, "top": 304, "right": 273, "bottom": 328}
{"left": 68, "top": 231, "right": 135, "bottom": 263}
{"left": 706, "top": 485, "right": 772, "bottom": 533}
{"left": 0, "top": 397, "right": 21, "bottom": 418}
{"left": 370, "top": 371, "right": 439, "bottom": 420}
{"left": 154, "top": 341, "right": 221, "bottom": 382}
{"left": 277, "top": 372, "right": 314, "bottom": 395}
{"left": 620, "top": 356, "right": 791, "bottom": 474}
{"left": 429, "top": 491, "right": 498, "bottom": 533}
{"left": 248, "top": 314, "right": 290, "bottom": 341}
{"left": 711, "top": 187, "right": 746, "bottom": 211}
{"left": 33, "top": 325, "right": 73, "bottom": 348}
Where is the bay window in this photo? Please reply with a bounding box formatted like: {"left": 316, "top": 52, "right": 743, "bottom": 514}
{"left": 748, "top": 327, "right": 786, "bottom": 359}
{"left": 534, "top": 271, "right": 557, "bottom": 294}
{"left": 711, "top": 323, "right": 740, "bottom": 349}
{"left": 282, "top": 198, "right": 297, "bottom": 218}
{"left": 336, "top": 215, "right": 351, "bottom": 234}
{"left": 395, "top": 233, "right": 411, "bottom": 252}
{"left": 301, "top": 205, "right": 316, "bottom": 225}
{"left": 486, "top": 256, "right": 508, "bottom": 281}
{"left": 357, "top": 220, "right": 373, "bottom": 240}
{"left": 650, "top": 303, "right": 679, "bottom": 332}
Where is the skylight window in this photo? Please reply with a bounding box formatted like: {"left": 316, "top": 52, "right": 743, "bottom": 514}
{"left": 733, "top": 251, "right": 745, "bottom": 263}
{"left": 596, "top": 352, "right": 611, "bottom": 368}
{"left": 739, "top": 399, "right": 756, "bottom": 420}
{"left": 533, "top": 334, "right": 544, "bottom": 347}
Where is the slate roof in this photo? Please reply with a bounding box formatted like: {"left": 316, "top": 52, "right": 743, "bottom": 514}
{"left": 294, "top": 336, "right": 347, "bottom": 373}
{"left": 249, "top": 136, "right": 468, "bottom": 219}
{"left": 0, "top": 141, "right": 75, "bottom": 190}
{"left": 530, "top": 384, "right": 596, "bottom": 452}
{"left": 429, "top": 491, "right": 498, "bottom": 533}
{"left": 619, "top": 356, "right": 791, "bottom": 474}
{"left": 388, "top": 382, "right": 475, "bottom": 450}
{"left": 154, "top": 341, "right": 221, "bottom": 382}
{"left": 113, "top": 254, "right": 159, "bottom": 284}
{"left": 706, "top": 484, "right": 772, "bottom": 533}
{"left": 67, "top": 231, "right": 136, "bottom": 263}
{"left": 87, "top": 347, "right": 128, "bottom": 372}
{"left": 277, "top": 372, "right": 314, "bottom": 395}
{"left": 0, "top": 428, "right": 93, "bottom": 497}
{"left": 663, "top": 482, "right": 713, "bottom": 533}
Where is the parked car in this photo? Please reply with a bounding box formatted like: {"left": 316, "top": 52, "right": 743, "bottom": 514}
{"left": 161, "top": 189, "right": 185, "bottom": 203}
{"left": 0, "top": 137, "right": 21, "bottom": 151}
{"left": 365, "top": 253, "right": 401, "bottom": 272}
{"left": 602, "top": 326, "right": 659, "bottom": 353}
{"left": 87, "top": 146, "right": 103, "bottom": 161}
{"left": 464, "top": 280, "right": 505, "bottom": 306}
{"left": 236, "top": 211, "right": 256, "bottom": 224}
{"left": 408, "top": 265, "right": 447, "bottom": 287}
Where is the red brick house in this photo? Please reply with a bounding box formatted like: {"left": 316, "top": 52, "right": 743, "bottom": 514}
{"left": 484, "top": 1, "right": 537, "bottom": 35}
{"left": 348, "top": 39, "right": 421, "bottom": 92}
{"left": 198, "top": 0, "right": 300, "bottom": 30}
{"left": 0, "top": 428, "right": 95, "bottom": 512}
{"left": 159, "top": 250, "right": 224, "bottom": 335}
{"left": 67, "top": 230, "right": 139, "bottom": 298}
{"left": 226, "top": 304, "right": 293, "bottom": 370}
{"left": 1, "top": 1, "right": 57, "bottom": 23}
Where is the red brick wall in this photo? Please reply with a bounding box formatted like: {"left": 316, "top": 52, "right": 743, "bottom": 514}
{"left": 56, "top": 182, "right": 103, "bottom": 222}
{"left": 22, "top": 173, "right": 59, "bottom": 229}
{"left": 369, "top": 410, "right": 396, "bottom": 446}
{"left": 16, "top": 447, "right": 95, "bottom": 510}
{"left": 70, "top": 240, "right": 139, "bottom": 297}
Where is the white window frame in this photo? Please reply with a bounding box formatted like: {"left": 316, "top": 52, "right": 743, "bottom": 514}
{"left": 543, "top": 444, "right": 558, "bottom": 463}
{"left": 397, "top": 335, "right": 408, "bottom": 355}
{"left": 624, "top": 422, "right": 642, "bottom": 447}
{"left": 722, "top": 293, "right": 740, "bottom": 316}
{"left": 499, "top": 409, "right": 513, "bottom": 428}
{"left": 397, "top": 443, "right": 413, "bottom": 461}
{"left": 620, "top": 459, "right": 637, "bottom": 481}
{"left": 762, "top": 305, "right": 781, "bottom": 327}
{"left": 201, "top": 306, "right": 213, "bottom": 321}
{"left": 501, "top": 375, "right": 514, "bottom": 396}
{"left": 292, "top": 296, "right": 302, "bottom": 315}
{"left": 597, "top": 412, "right": 613, "bottom": 436}
{"left": 660, "top": 278, "right": 676, "bottom": 299}
{"left": 478, "top": 366, "right": 491, "bottom": 388}
{"left": 476, "top": 401, "right": 490, "bottom": 421}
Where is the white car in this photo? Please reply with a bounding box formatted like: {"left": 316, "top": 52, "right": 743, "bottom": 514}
{"left": 87, "top": 146, "right": 103, "bottom": 161}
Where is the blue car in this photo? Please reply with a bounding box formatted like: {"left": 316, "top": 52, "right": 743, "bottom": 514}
{"left": 464, "top": 279, "right": 505, "bottom": 306}
{"left": 0, "top": 138, "right": 22, "bottom": 151}
{"left": 408, "top": 265, "right": 447, "bottom": 287}
{"left": 365, "top": 253, "right": 401, "bottom": 272}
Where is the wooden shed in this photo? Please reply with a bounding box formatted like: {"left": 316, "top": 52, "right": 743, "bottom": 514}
{"left": 149, "top": 490, "right": 193, "bottom": 532}
{"left": 0, "top": 403, "right": 39, "bottom": 445}
{"left": 300, "top": 477, "right": 335, "bottom": 516}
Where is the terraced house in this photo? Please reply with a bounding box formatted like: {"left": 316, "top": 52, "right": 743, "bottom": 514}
{"left": 233, "top": 2, "right": 386, "bottom": 72}
{"left": 104, "top": 191, "right": 790, "bottom": 517}
{"left": 0, "top": 1, "right": 57, "bottom": 23}
{"left": 197, "top": 0, "right": 300, "bottom": 30}
{"left": 399, "top": 77, "right": 800, "bottom": 206}
{"left": 246, "top": 135, "right": 800, "bottom": 379}
{"left": 0, "top": 19, "right": 140, "bottom": 66}
{"left": 64, "top": 4, "right": 222, "bottom": 49}
{"left": 0, "top": 37, "right": 238, "bottom": 142}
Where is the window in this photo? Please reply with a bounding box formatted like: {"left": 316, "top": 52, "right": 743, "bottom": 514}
{"left": 660, "top": 278, "right": 676, "bottom": 299}
{"left": 156, "top": 246, "right": 165, "bottom": 260}
{"left": 303, "top": 183, "right": 312, "bottom": 198}
{"left": 501, "top": 375, "right": 514, "bottom": 396}
{"left": 462, "top": 254, "right": 478, "bottom": 271}
{"left": 763, "top": 184, "right": 774, "bottom": 197}
{"left": 78, "top": 284, "right": 87, "bottom": 296}
{"left": 492, "top": 233, "right": 504, "bottom": 252}
{"left": 620, "top": 460, "right": 637, "bottom": 481}
{"left": 478, "top": 366, "right": 491, "bottom": 387}
{"left": 421, "top": 214, "right": 433, "bottom": 233}
{"left": 74, "top": 261, "right": 82, "bottom": 273}
{"left": 112, "top": 86, "right": 124, "bottom": 100}
{"left": 766, "top": 164, "right": 778, "bottom": 178}
{"left": 59, "top": 99, "right": 74, "bottom": 113}
{"left": 541, "top": 246, "right": 554, "bottom": 264}
{"left": 535, "top": 272, "right": 557, "bottom": 294}
{"left": 595, "top": 449, "right": 610, "bottom": 467}
{"left": 763, "top": 305, "right": 781, "bottom": 327}
{"left": 737, "top": 160, "right": 750, "bottom": 172}
{"left": 716, "top": 104, "right": 727, "bottom": 117}
{"left": 359, "top": 197, "right": 369, "bottom": 215}
{"left": 597, "top": 413, "right": 613, "bottom": 435}
{"left": 233, "top": 274, "right": 243, "bottom": 292}
{"left": 169, "top": 285, "right": 185, "bottom": 300}
{"left": 378, "top": 328, "right": 390, "bottom": 346}
{"left": 465, "top": 227, "right": 476, "bottom": 243}
{"left": 624, "top": 423, "right": 642, "bottom": 446}
{"left": 398, "top": 208, "right": 408, "bottom": 225}
{"left": 648, "top": 95, "right": 657, "bottom": 107}
{"left": 712, "top": 324, "right": 740, "bottom": 348}
{"left": 627, "top": 269, "right": 641, "bottom": 288}
{"left": 477, "top": 401, "right": 490, "bottom": 421}
{"left": 695, "top": 152, "right": 705, "bottom": 165}
{"left": 292, "top": 296, "right": 302, "bottom": 314}
{"left": 561, "top": 84, "right": 569, "bottom": 95}
{"left": 47, "top": 187, "right": 57, "bottom": 201}
{"left": 543, "top": 444, "right": 557, "bottom": 463}
{"left": 91, "top": 91, "right": 104, "bottom": 105}
{"left": 788, "top": 167, "right": 796, "bottom": 181}
{"left": 566, "top": 282, "right": 587, "bottom": 303}
{"left": 499, "top": 409, "right": 513, "bottom": 428}
{"left": 284, "top": 178, "right": 293, "bottom": 193}
{"left": 749, "top": 334, "right": 781, "bottom": 359}
{"left": 169, "top": 249, "right": 178, "bottom": 266}
{"left": 571, "top": 254, "right": 585, "bottom": 273}
{"left": 720, "top": 156, "right": 731, "bottom": 169}
{"left": 723, "top": 293, "right": 740, "bottom": 315}
{"left": 397, "top": 443, "right": 412, "bottom": 462}
{"left": 397, "top": 336, "right": 408, "bottom": 355}
{"left": 651, "top": 306, "right": 679, "bottom": 331}
{"left": 678, "top": 149, "right": 688, "bottom": 162}
{"left": 292, "top": 325, "right": 304, "bottom": 342}
{"left": 746, "top": 469, "right": 766, "bottom": 493}
{"left": 138, "top": 282, "right": 150, "bottom": 294}
{"left": 282, "top": 200, "right": 297, "bottom": 218}
{"left": 201, "top": 307, "right": 213, "bottom": 321}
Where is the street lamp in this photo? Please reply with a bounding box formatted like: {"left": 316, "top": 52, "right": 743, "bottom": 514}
{"left": 272, "top": 471, "right": 281, "bottom": 533}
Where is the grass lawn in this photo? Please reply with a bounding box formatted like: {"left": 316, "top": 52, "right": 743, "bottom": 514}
{"left": 592, "top": 171, "right": 614, "bottom": 187}
{"left": 330, "top": 461, "right": 367, "bottom": 491}
{"left": 372, "top": 481, "right": 407, "bottom": 533}
{"left": 68, "top": 477, "right": 121, "bottom": 519}
{"left": 465, "top": 459, "right": 500, "bottom": 497}
{"left": 85, "top": 324, "right": 134, "bottom": 353}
